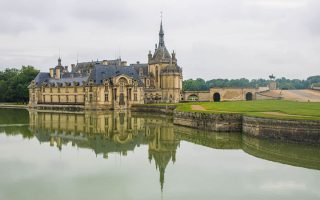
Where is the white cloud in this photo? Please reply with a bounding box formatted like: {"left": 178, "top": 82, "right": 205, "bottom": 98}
{"left": 0, "top": 0, "right": 319, "bottom": 79}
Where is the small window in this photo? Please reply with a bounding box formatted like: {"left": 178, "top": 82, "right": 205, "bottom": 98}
{"left": 134, "top": 93, "right": 137, "bottom": 101}
{"left": 105, "top": 93, "right": 109, "bottom": 102}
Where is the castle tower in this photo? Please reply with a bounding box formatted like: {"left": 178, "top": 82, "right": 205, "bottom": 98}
{"left": 148, "top": 19, "right": 183, "bottom": 103}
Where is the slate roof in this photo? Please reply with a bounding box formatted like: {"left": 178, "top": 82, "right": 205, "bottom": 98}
{"left": 151, "top": 46, "right": 172, "bottom": 63}
{"left": 34, "top": 72, "right": 50, "bottom": 86}
{"left": 89, "top": 64, "right": 144, "bottom": 86}
{"left": 47, "top": 76, "right": 89, "bottom": 86}
{"left": 33, "top": 72, "right": 89, "bottom": 87}
{"left": 130, "top": 63, "right": 148, "bottom": 76}
{"left": 161, "top": 64, "right": 182, "bottom": 74}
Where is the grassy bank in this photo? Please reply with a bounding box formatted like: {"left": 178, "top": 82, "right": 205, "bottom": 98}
{"left": 174, "top": 100, "right": 320, "bottom": 120}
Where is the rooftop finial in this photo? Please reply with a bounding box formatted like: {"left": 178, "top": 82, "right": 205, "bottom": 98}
{"left": 159, "top": 12, "right": 165, "bottom": 47}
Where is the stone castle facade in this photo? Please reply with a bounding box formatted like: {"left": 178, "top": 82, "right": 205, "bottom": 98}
{"left": 29, "top": 20, "right": 183, "bottom": 110}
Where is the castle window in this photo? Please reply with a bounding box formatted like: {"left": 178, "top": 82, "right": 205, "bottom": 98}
{"left": 89, "top": 94, "right": 93, "bottom": 102}
{"left": 134, "top": 93, "right": 137, "bottom": 101}
{"left": 74, "top": 87, "right": 77, "bottom": 93}
{"left": 75, "top": 95, "right": 77, "bottom": 103}
{"left": 114, "top": 89, "right": 117, "bottom": 101}
{"left": 105, "top": 84, "right": 108, "bottom": 92}
{"left": 128, "top": 88, "right": 131, "bottom": 100}
{"left": 105, "top": 117, "right": 109, "bottom": 126}
{"left": 58, "top": 87, "right": 60, "bottom": 93}
{"left": 134, "top": 81, "right": 137, "bottom": 92}
{"left": 120, "top": 83, "right": 124, "bottom": 92}
{"left": 66, "top": 95, "right": 69, "bottom": 102}
{"left": 50, "top": 87, "right": 52, "bottom": 93}
{"left": 105, "top": 93, "right": 109, "bottom": 102}
{"left": 155, "top": 66, "right": 158, "bottom": 83}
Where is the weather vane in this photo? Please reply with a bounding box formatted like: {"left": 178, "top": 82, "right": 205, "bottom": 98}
{"left": 160, "top": 11, "right": 163, "bottom": 20}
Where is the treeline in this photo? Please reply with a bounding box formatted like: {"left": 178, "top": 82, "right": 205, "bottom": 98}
{"left": 0, "top": 66, "right": 39, "bottom": 103}
{"left": 183, "top": 76, "right": 320, "bottom": 91}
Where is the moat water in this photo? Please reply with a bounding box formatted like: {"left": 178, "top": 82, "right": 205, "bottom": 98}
{"left": 0, "top": 108, "right": 320, "bottom": 200}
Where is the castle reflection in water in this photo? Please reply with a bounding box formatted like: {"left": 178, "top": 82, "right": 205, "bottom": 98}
{"left": 22, "top": 110, "right": 320, "bottom": 190}
{"left": 29, "top": 110, "right": 180, "bottom": 190}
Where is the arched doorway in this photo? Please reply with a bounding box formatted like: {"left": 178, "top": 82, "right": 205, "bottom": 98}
{"left": 119, "top": 93, "right": 125, "bottom": 105}
{"left": 188, "top": 94, "right": 199, "bottom": 101}
{"left": 213, "top": 93, "right": 221, "bottom": 102}
{"left": 246, "top": 92, "right": 253, "bottom": 101}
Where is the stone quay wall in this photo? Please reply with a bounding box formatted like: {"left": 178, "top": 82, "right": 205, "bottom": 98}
{"left": 173, "top": 111, "right": 243, "bottom": 132}
{"left": 173, "top": 110, "right": 320, "bottom": 144}
{"left": 242, "top": 116, "right": 320, "bottom": 144}
{"left": 131, "top": 105, "right": 177, "bottom": 115}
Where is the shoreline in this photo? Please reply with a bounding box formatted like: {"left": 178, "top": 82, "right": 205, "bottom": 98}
{"left": 0, "top": 104, "right": 28, "bottom": 109}
{"left": 1, "top": 103, "right": 320, "bottom": 144}
{"left": 132, "top": 104, "right": 320, "bottom": 144}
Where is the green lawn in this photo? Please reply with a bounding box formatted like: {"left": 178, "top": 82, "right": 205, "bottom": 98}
{"left": 175, "top": 100, "right": 320, "bottom": 120}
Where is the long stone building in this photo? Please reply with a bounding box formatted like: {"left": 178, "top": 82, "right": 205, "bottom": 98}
{"left": 29, "top": 20, "right": 183, "bottom": 110}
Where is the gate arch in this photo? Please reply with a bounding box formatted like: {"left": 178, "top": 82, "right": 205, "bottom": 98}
{"left": 246, "top": 92, "right": 253, "bottom": 101}
{"left": 213, "top": 93, "right": 221, "bottom": 102}
{"left": 188, "top": 94, "right": 199, "bottom": 101}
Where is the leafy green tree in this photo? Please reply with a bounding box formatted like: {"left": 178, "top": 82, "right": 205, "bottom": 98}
{"left": 0, "top": 66, "right": 39, "bottom": 103}
{"left": 183, "top": 75, "right": 319, "bottom": 91}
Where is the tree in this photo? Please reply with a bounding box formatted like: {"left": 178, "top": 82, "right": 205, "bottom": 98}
{"left": 0, "top": 66, "right": 39, "bottom": 103}
{"left": 182, "top": 75, "right": 319, "bottom": 91}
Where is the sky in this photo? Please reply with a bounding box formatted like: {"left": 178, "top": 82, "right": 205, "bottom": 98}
{"left": 0, "top": 0, "right": 319, "bottom": 80}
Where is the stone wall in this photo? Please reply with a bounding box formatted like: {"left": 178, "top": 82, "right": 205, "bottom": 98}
{"left": 172, "top": 110, "right": 320, "bottom": 144}
{"left": 173, "top": 111, "right": 242, "bottom": 132}
{"left": 131, "top": 105, "right": 176, "bottom": 115}
{"left": 243, "top": 116, "right": 320, "bottom": 144}
{"left": 183, "top": 91, "right": 211, "bottom": 101}
{"left": 210, "top": 88, "right": 260, "bottom": 101}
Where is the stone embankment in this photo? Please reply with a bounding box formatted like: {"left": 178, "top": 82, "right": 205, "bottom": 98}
{"left": 0, "top": 104, "right": 27, "bottom": 109}
{"left": 243, "top": 116, "right": 320, "bottom": 144}
{"left": 131, "top": 105, "right": 176, "bottom": 115}
{"left": 173, "top": 111, "right": 242, "bottom": 132}
{"left": 173, "top": 110, "right": 320, "bottom": 144}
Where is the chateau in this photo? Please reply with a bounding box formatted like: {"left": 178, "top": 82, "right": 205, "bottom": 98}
{"left": 29, "top": 20, "right": 183, "bottom": 110}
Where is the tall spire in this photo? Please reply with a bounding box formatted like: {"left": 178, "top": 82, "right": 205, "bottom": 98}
{"left": 159, "top": 12, "right": 165, "bottom": 47}
{"left": 58, "top": 57, "right": 62, "bottom": 66}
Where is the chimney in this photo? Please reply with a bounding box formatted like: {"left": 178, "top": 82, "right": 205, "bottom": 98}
{"left": 49, "top": 68, "right": 54, "bottom": 78}
{"left": 64, "top": 66, "right": 68, "bottom": 73}
{"left": 71, "top": 64, "right": 75, "bottom": 71}
{"left": 55, "top": 67, "right": 61, "bottom": 79}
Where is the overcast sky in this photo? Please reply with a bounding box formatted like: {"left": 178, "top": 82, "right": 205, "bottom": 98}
{"left": 0, "top": 0, "right": 319, "bottom": 80}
